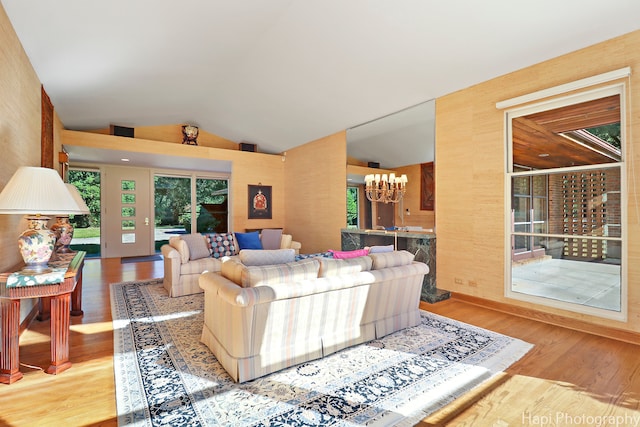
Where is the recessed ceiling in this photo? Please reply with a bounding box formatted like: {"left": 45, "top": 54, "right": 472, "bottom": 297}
{"left": 4, "top": 1, "right": 640, "bottom": 168}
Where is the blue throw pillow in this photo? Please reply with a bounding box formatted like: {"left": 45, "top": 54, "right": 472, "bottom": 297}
{"left": 235, "top": 231, "right": 263, "bottom": 250}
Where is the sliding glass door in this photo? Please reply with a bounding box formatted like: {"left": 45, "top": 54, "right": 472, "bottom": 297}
{"left": 154, "top": 173, "right": 229, "bottom": 249}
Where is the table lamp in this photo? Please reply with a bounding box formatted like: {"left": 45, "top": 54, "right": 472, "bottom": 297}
{"left": 0, "top": 166, "right": 86, "bottom": 274}
{"left": 51, "top": 183, "right": 91, "bottom": 254}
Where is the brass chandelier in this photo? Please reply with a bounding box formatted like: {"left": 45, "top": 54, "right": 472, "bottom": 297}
{"left": 364, "top": 173, "right": 408, "bottom": 203}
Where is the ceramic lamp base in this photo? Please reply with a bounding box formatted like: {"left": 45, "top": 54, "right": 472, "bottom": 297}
{"left": 18, "top": 216, "right": 55, "bottom": 274}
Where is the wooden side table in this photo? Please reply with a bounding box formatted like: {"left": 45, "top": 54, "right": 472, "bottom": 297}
{"left": 0, "top": 251, "right": 85, "bottom": 384}
{"left": 37, "top": 251, "right": 85, "bottom": 321}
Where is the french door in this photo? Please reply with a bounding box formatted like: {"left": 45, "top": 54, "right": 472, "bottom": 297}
{"left": 103, "top": 166, "right": 153, "bottom": 258}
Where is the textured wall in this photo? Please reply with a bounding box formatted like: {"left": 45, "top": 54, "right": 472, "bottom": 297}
{"left": 436, "top": 29, "right": 640, "bottom": 332}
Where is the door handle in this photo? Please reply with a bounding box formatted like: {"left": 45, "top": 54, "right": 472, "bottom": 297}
{"left": 145, "top": 217, "right": 149, "bottom": 226}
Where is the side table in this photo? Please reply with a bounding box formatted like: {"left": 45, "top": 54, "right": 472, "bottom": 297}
{"left": 37, "top": 251, "right": 85, "bottom": 320}
{"left": 0, "top": 251, "right": 85, "bottom": 384}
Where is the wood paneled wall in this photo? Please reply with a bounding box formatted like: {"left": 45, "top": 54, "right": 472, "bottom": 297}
{"left": 284, "top": 131, "right": 347, "bottom": 253}
{"left": 109, "top": 124, "right": 240, "bottom": 150}
{"left": 436, "top": 29, "right": 640, "bottom": 332}
{"left": 0, "top": 5, "right": 50, "bottom": 324}
{"left": 0, "top": 6, "right": 43, "bottom": 271}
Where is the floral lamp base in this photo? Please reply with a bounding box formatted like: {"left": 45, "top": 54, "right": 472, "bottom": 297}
{"left": 18, "top": 216, "right": 56, "bottom": 274}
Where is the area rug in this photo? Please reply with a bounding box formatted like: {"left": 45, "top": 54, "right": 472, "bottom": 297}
{"left": 111, "top": 279, "right": 533, "bottom": 426}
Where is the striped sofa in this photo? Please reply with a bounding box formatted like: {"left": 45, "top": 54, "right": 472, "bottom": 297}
{"left": 161, "top": 232, "right": 301, "bottom": 297}
{"left": 199, "top": 250, "right": 429, "bottom": 383}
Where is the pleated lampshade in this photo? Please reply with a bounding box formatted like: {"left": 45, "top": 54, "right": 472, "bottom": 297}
{"left": 0, "top": 166, "right": 82, "bottom": 215}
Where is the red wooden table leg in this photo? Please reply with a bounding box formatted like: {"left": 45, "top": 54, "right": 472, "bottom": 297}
{"left": 45, "top": 293, "right": 72, "bottom": 375}
{"left": 37, "top": 296, "right": 51, "bottom": 321}
{"left": 0, "top": 298, "right": 23, "bottom": 384}
{"left": 70, "top": 268, "right": 83, "bottom": 316}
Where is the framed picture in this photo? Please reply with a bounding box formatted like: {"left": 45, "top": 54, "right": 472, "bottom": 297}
{"left": 248, "top": 184, "right": 272, "bottom": 219}
{"left": 420, "top": 162, "right": 435, "bottom": 211}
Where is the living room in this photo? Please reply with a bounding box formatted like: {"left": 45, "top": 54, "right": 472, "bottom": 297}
{"left": 2, "top": 2, "right": 640, "bottom": 426}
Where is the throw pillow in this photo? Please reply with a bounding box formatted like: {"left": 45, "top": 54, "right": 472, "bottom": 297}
{"left": 317, "top": 256, "right": 373, "bottom": 278}
{"left": 205, "top": 232, "right": 238, "bottom": 258}
{"left": 329, "top": 249, "right": 369, "bottom": 259}
{"left": 235, "top": 231, "right": 263, "bottom": 250}
{"left": 368, "top": 244, "right": 395, "bottom": 254}
{"left": 239, "top": 249, "right": 295, "bottom": 266}
{"left": 260, "top": 228, "right": 283, "bottom": 250}
{"left": 180, "top": 234, "right": 210, "bottom": 261}
{"left": 369, "top": 250, "right": 415, "bottom": 269}
{"left": 242, "top": 258, "right": 320, "bottom": 288}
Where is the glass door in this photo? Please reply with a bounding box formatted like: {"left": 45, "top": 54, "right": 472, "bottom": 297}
{"left": 154, "top": 175, "right": 191, "bottom": 249}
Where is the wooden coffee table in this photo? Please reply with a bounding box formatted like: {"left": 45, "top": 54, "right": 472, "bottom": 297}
{"left": 0, "top": 251, "right": 85, "bottom": 384}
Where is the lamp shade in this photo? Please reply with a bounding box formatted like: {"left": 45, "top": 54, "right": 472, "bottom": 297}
{"left": 0, "top": 166, "right": 83, "bottom": 215}
{"left": 65, "top": 183, "right": 90, "bottom": 214}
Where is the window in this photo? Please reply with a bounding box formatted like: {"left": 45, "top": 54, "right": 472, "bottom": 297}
{"left": 347, "top": 186, "right": 359, "bottom": 229}
{"left": 505, "top": 83, "right": 625, "bottom": 320}
{"left": 154, "top": 174, "right": 229, "bottom": 248}
{"left": 68, "top": 168, "right": 101, "bottom": 257}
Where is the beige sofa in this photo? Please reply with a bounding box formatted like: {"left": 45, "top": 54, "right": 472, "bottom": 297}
{"left": 199, "top": 250, "right": 429, "bottom": 382}
{"left": 161, "top": 231, "right": 301, "bottom": 297}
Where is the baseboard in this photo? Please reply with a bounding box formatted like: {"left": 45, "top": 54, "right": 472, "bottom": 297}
{"left": 449, "top": 292, "right": 640, "bottom": 346}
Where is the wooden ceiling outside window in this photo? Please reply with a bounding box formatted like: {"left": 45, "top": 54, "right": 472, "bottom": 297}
{"left": 512, "top": 95, "right": 620, "bottom": 169}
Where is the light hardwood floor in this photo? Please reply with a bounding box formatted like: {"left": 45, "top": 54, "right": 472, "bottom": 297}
{"left": 2, "top": 257, "right": 639, "bottom": 426}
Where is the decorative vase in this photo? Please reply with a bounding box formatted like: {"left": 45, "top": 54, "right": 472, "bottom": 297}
{"left": 18, "top": 216, "right": 56, "bottom": 274}
{"left": 51, "top": 215, "right": 75, "bottom": 253}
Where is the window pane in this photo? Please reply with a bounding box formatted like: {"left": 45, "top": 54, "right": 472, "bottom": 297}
{"left": 154, "top": 175, "right": 191, "bottom": 236}
{"left": 513, "top": 176, "right": 530, "bottom": 195}
{"left": 121, "top": 180, "right": 135, "bottom": 191}
{"left": 121, "top": 233, "right": 135, "bottom": 244}
{"left": 512, "top": 95, "right": 621, "bottom": 169}
{"left": 532, "top": 175, "right": 546, "bottom": 197}
{"left": 347, "top": 187, "right": 359, "bottom": 228}
{"left": 196, "top": 178, "right": 229, "bottom": 233}
{"left": 68, "top": 169, "right": 101, "bottom": 257}
{"left": 122, "top": 220, "right": 135, "bottom": 230}
{"left": 551, "top": 169, "right": 619, "bottom": 237}
{"left": 513, "top": 196, "right": 530, "bottom": 223}
{"left": 122, "top": 207, "right": 135, "bottom": 217}
{"left": 121, "top": 193, "right": 135, "bottom": 204}
{"left": 533, "top": 198, "right": 546, "bottom": 222}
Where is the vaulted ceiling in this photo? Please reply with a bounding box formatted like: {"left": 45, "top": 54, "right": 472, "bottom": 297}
{"left": 3, "top": 1, "right": 640, "bottom": 168}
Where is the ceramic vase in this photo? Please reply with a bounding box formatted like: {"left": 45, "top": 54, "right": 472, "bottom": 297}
{"left": 18, "top": 216, "right": 55, "bottom": 274}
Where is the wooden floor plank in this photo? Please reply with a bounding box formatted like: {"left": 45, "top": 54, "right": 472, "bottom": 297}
{"left": 2, "top": 258, "right": 640, "bottom": 426}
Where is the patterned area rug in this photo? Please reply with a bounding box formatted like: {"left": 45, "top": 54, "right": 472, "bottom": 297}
{"left": 111, "top": 279, "right": 533, "bottom": 426}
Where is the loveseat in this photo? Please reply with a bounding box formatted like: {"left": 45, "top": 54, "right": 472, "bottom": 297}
{"left": 161, "top": 230, "right": 301, "bottom": 297}
{"left": 198, "top": 249, "right": 429, "bottom": 382}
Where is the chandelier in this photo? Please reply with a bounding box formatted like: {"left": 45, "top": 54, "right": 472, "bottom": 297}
{"left": 364, "top": 173, "right": 408, "bottom": 203}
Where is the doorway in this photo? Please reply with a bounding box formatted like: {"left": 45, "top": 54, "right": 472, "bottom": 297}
{"left": 103, "top": 166, "right": 153, "bottom": 258}
{"left": 376, "top": 202, "right": 395, "bottom": 229}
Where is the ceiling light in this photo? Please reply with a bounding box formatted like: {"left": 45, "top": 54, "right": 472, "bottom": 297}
{"left": 364, "top": 173, "right": 408, "bottom": 204}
